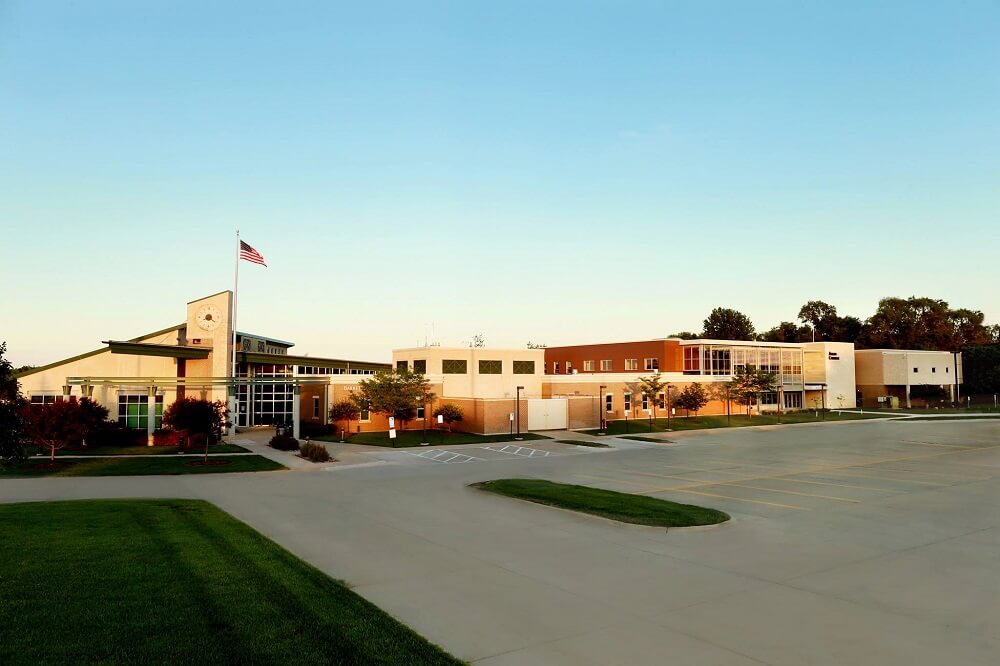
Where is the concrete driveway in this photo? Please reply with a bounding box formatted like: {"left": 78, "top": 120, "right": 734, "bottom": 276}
{"left": 3, "top": 419, "right": 999, "bottom": 664}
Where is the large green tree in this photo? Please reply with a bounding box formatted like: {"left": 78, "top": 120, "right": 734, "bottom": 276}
{"left": 759, "top": 321, "right": 811, "bottom": 343}
{"left": 0, "top": 342, "right": 26, "bottom": 467}
{"left": 674, "top": 383, "right": 709, "bottom": 416}
{"left": 796, "top": 300, "right": 863, "bottom": 342}
{"left": 860, "top": 297, "right": 994, "bottom": 350}
{"left": 351, "top": 369, "right": 435, "bottom": 430}
{"left": 702, "top": 308, "right": 755, "bottom": 341}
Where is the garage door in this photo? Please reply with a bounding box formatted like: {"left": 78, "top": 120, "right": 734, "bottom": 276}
{"left": 527, "top": 398, "right": 568, "bottom": 430}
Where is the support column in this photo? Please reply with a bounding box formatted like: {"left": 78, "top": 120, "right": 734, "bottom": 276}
{"left": 227, "top": 385, "right": 238, "bottom": 437}
{"left": 62, "top": 385, "right": 72, "bottom": 402}
{"left": 147, "top": 386, "right": 157, "bottom": 446}
{"left": 292, "top": 386, "right": 301, "bottom": 440}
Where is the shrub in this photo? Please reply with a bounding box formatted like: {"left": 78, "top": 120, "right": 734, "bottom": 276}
{"left": 300, "top": 421, "right": 337, "bottom": 438}
{"left": 268, "top": 435, "right": 299, "bottom": 451}
{"left": 152, "top": 429, "right": 182, "bottom": 447}
{"left": 300, "top": 441, "right": 331, "bottom": 463}
{"left": 90, "top": 423, "right": 146, "bottom": 447}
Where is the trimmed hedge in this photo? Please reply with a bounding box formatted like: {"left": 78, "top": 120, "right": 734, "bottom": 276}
{"left": 299, "top": 442, "right": 331, "bottom": 463}
{"left": 268, "top": 435, "right": 299, "bottom": 452}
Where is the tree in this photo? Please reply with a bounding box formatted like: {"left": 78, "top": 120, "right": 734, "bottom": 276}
{"left": 675, "top": 383, "right": 709, "bottom": 416}
{"left": 730, "top": 365, "right": 778, "bottom": 421}
{"left": 796, "top": 301, "right": 863, "bottom": 343}
{"left": 669, "top": 331, "right": 700, "bottom": 340}
{"left": 433, "top": 403, "right": 464, "bottom": 431}
{"left": 21, "top": 400, "right": 90, "bottom": 460}
{"left": 702, "top": 308, "right": 755, "bottom": 341}
{"left": 0, "top": 342, "right": 26, "bottom": 467}
{"left": 329, "top": 400, "right": 360, "bottom": 437}
{"left": 162, "top": 398, "right": 230, "bottom": 460}
{"left": 351, "top": 369, "right": 436, "bottom": 431}
{"left": 637, "top": 373, "right": 667, "bottom": 428}
{"left": 707, "top": 381, "right": 735, "bottom": 424}
{"left": 858, "top": 297, "right": 993, "bottom": 351}
{"left": 471, "top": 334, "right": 486, "bottom": 348}
{"left": 759, "top": 321, "right": 811, "bottom": 343}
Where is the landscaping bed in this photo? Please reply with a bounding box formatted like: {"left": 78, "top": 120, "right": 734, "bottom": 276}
{"left": 0, "top": 500, "right": 462, "bottom": 665}
{"left": 25, "top": 443, "right": 250, "bottom": 457}
{"left": 0, "top": 455, "right": 285, "bottom": 477}
{"left": 472, "top": 479, "right": 729, "bottom": 528}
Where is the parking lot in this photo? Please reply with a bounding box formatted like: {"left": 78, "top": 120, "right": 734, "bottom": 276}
{"left": 2, "top": 418, "right": 998, "bottom": 664}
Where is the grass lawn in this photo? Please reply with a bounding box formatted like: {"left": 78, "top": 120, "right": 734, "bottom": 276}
{"left": 580, "top": 410, "right": 890, "bottom": 435}
{"left": 473, "top": 479, "right": 729, "bottom": 528}
{"left": 25, "top": 443, "right": 250, "bottom": 457}
{"left": 318, "top": 429, "right": 550, "bottom": 448}
{"left": 0, "top": 455, "right": 285, "bottom": 477}
{"left": 558, "top": 439, "right": 610, "bottom": 448}
{"left": 0, "top": 500, "right": 462, "bottom": 665}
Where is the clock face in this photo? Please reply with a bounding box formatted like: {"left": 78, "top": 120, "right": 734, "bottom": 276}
{"left": 195, "top": 305, "right": 223, "bottom": 332}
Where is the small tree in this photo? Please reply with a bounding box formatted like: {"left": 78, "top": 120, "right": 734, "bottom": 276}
{"left": 708, "top": 381, "right": 736, "bottom": 424}
{"left": 730, "top": 365, "right": 778, "bottom": 421}
{"left": 21, "top": 400, "right": 91, "bottom": 460}
{"left": 675, "top": 383, "right": 709, "bottom": 416}
{"left": 162, "top": 398, "right": 229, "bottom": 460}
{"left": 637, "top": 373, "right": 667, "bottom": 429}
{"left": 432, "top": 403, "right": 464, "bottom": 432}
{"left": 351, "top": 370, "right": 436, "bottom": 432}
{"left": 329, "top": 400, "right": 360, "bottom": 438}
{"left": 0, "top": 342, "right": 26, "bottom": 467}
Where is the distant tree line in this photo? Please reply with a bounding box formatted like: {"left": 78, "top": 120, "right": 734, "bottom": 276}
{"left": 668, "top": 297, "right": 1000, "bottom": 394}
{"left": 671, "top": 297, "right": 997, "bottom": 351}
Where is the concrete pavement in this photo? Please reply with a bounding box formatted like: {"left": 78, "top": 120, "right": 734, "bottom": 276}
{"left": 2, "top": 419, "right": 999, "bottom": 664}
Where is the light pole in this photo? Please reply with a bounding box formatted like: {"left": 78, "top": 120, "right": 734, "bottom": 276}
{"left": 515, "top": 385, "right": 524, "bottom": 440}
{"left": 666, "top": 383, "right": 671, "bottom": 430}
{"left": 599, "top": 384, "right": 607, "bottom": 434}
{"left": 623, "top": 387, "right": 630, "bottom": 433}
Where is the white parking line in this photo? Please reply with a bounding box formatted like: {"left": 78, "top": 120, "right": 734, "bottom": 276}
{"left": 403, "top": 449, "right": 482, "bottom": 464}
{"left": 482, "top": 445, "right": 551, "bottom": 458}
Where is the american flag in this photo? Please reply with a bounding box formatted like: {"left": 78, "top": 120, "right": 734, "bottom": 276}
{"left": 239, "top": 240, "right": 267, "bottom": 266}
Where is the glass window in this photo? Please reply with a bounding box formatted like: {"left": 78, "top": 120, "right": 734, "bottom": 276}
{"left": 513, "top": 360, "right": 535, "bottom": 374}
{"left": 583, "top": 360, "right": 595, "bottom": 372}
{"left": 605, "top": 394, "right": 613, "bottom": 412}
{"left": 479, "top": 360, "right": 502, "bottom": 374}
{"left": 658, "top": 392, "right": 665, "bottom": 409}
{"left": 760, "top": 391, "right": 778, "bottom": 405}
{"left": 396, "top": 360, "right": 408, "bottom": 372}
{"left": 30, "top": 395, "right": 58, "bottom": 404}
{"left": 600, "top": 359, "right": 613, "bottom": 371}
{"left": 413, "top": 359, "right": 427, "bottom": 374}
{"left": 683, "top": 346, "right": 701, "bottom": 373}
{"left": 117, "top": 394, "right": 163, "bottom": 430}
{"left": 416, "top": 406, "right": 425, "bottom": 419}
{"left": 312, "top": 396, "right": 320, "bottom": 418}
{"left": 625, "top": 358, "right": 638, "bottom": 371}
{"left": 553, "top": 362, "right": 560, "bottom": 374}
{"left": 624, "top": 393, "right": 632, "bottom": 412}
{"left": 443, "top": 359, "right": 468, "bottom": 374}
{"left": 644, "top": 358, "right": 659, "bottom": 371}
{"left": 642, "top": 395, "right": 649, "bottom": 411}
{"left": 784, "top": 392, "right": 803, "bottom": 409}
{"left": 913, "top": 367, "right": 919, "bottom": 373}
{"left": 566, "top": 362, "right": 573, "bottom": 373}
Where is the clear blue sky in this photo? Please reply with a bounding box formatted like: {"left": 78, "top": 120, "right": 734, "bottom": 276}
{"left": 2, "top": 1, "right": 998, "bottom": 366}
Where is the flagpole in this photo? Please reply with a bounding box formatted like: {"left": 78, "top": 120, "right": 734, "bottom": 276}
{"left": 231, "top": 230, "right": 240, "bottom": 431}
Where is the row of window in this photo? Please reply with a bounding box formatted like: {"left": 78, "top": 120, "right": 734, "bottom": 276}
{"left": 550, "top": 358, "right": 657, "bottom": 374}
{"left": 914, "top": 367, "right": 948, "bottom": 373}
{"left": 600, "top": 391, "right": 804, "bottom": 411}
{"left": 683, "top": 346, "right": 803, "bottom": 376}
{"left": 396, "top": 359, "right": 536, "bottom": 375}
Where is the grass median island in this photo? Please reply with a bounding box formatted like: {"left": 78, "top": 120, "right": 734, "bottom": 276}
{"left": 473, "top": 479, "right": 729, "bottom": 528}
{"left": 581, "top": 410, "right": 890, "bottom": 436}
{"left": 0, "top": 499, "right": 463, "bottom": 665}
{"left": 317, "top": 429, "right": 551, "bottom": 448}
{"left": 558, "top": 439, "right": 611, "bottom": 448}
{"left": 0, "top": 455, "right": 285, "bottom": 477}
{"left": 24, "top": 443, "right": 250, "bottom": 456}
